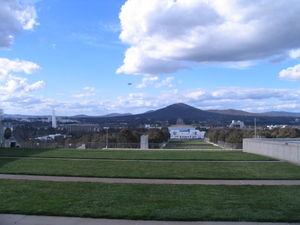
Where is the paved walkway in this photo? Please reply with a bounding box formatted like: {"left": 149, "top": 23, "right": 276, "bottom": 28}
{"left": 1, "top": 214, "right": 298, "bottom": 225}
{"left": 0, "top": 156, "right": 280, "bottom": 163}
{"left": 1, "top": 174, "right": 300, "bottom": 185}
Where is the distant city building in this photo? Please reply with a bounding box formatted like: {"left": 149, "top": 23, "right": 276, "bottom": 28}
{"left": 176, "top": 118, "right": 184, "bottom": 125}
{"left": 266, "top": 125, "right": 288, "bottom": 130}
{"left": 61, "top": 124, "right": 101, "bottom": 133}
{"left": 144, "top": 124, "right": 161, "bottom": 129}
{"left": 4, "top": 137, "right": 20, "bottom": 148}
{"left": 229, "top": 120, "right": 245, "bottom": 129}
{"left": 34, "top": 134, "right": 69, "bottom": 141}
{"left": 52, "top": 109, "right": 57, "bottom": 128}
{"left": 169, "top": 125, "right": 205, "bottom": 140}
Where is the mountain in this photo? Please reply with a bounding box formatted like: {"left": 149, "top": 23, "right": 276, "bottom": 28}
{"left": 207, "top": 109, "right": 266, "bottom": 117}
{"left": 33, "top": 103, "right": 298, "bottom": 126}
{"left": 101, "top": 113, "right": 132, "bottom": 117}
{"left": 262, "top": 111, "right": 300, "bottom": 117}
{"left": 72, "top": 114, "right": 90, "bottom": 118}
{"left": 137, "top": 103, "right": 221, "bottom": 121}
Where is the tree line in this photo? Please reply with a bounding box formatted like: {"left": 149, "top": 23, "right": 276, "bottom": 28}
{"left": 13, "top": 126, "right": 170, "bottom": 145}
{"left": 206, "top": 127, "right": 300, "bottom": 144}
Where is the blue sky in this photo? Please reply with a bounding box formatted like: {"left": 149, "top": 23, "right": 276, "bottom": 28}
{"left": 1, "top": 0, "right": 300, "bottom": 115}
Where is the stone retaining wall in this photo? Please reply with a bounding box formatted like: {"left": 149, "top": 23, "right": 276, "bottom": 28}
{"left": 243, "top": 138, "right": 300, "bottom": 165}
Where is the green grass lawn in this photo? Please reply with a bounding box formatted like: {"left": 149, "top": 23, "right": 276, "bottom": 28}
{"left": 0, "top": 149, "right": 274, "bottom": 161}
{"left": 0, "top": 158, "right": 299, "bottom": 179}
{"left": 165, "top": 145, "right": 221, "bottom": 149}
{"left": 0, "top": 180, "right": 299, "bottom": 222}
{"left": 167, "top": 140, "right": 210, "bottom": 145}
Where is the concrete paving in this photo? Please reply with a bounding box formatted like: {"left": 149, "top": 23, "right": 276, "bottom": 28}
{"left": 1, "top": 174, "right": 300, "bottom": 185}
{"left": 1, "top": 214, "right": 298, "bottom": 225}
{"left": 0, "top": 156, "right": 280, "bottom": 163}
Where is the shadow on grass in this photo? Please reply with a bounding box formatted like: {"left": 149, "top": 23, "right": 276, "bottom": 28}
{"left": 0, "top": 148, "right": 56, "bottom": 169}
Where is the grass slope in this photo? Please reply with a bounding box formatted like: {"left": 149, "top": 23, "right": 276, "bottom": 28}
{"left": 0, "top": 149, "right": 275, "bottom": 161}
{"left": 0, "top": 158, "right": 299, "bottom": 179}
{"left": 165, "top": 140, "right": 222, "bottom": 149}
{"left": 0, "top": 180, "right": 300, "bottom": 222}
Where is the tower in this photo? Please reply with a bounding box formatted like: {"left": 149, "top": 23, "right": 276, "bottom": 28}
{"left": 52, "top": 109, "right": 57, "bottom": 129}
{"left": 0, "top": 109, "right": 4, "bottom": 147}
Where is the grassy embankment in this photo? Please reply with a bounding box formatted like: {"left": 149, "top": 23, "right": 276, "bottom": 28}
{"left": 0, "top": 158, "right": 299, "bottom": 179}
{"left": 0, "top": 149, "right": 273, "bottom": 161}
{"left": 0, "top": 180, "right": 300, "bottom": 222}
{"left": 165, "top": 140, "right": 222, "bottom": 149}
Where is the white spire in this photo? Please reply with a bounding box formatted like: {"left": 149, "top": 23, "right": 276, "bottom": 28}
{"left": 0, "top": 109, "right": 4, "bottom": 147}
{"left": 52, "top": 109, "right": 57, "bottom": 128}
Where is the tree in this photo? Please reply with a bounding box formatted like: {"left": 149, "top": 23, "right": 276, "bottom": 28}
{"left": 117, "top": 129, "right": 139, "bottom": 143}
{"left": 4, "top": 128, "right": 12, "bottom": 140}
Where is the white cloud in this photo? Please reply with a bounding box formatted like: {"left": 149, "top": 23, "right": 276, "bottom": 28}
{"left": 289, "top": 49, "right": 300, "bottom": 59}
{"left": 0, "top": 0, "right": 38, "bottom": 47}
{"left": 83, "top": 86, "right": 96, "bottom": 92}
{"left": 279, "top": 64, "right": 300, "bottom": 81}
{"left": 155, "top": 77, "right": 175, "bottom": 88}
{"left": 118, "top": 0, "right": 300, "bottom": 75}
{"left": 136, "top": 75, "right": 175, "bottom": 88}
{"left": 73, "top": 86, "right": 97, "bottom": 98}
{"left": 0, "top": 58, "right": 44, "bottom": 102}
{"left": 117, "top": 47, "right": 184, "bottom": 75}
{"left": 3, "top": 86, "right": 300, "bottom": 115}
{"left": 0, "top": 58, "right": 40, "bottom": 77}
{"left": 136, "top": 76, "right": 159, "bottom": 88}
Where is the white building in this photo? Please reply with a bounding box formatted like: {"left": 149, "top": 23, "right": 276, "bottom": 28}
{"left": 34, "top": 134, "right": 69, "bottom": 141}
{"left": 52, "top": 109, "right": 57, "bottom": 128}
{"left": 168, "top": 125, "right": 205, "bottom": 140}
{"left": 229, "top": 120, "right": 245, "bottom": 129}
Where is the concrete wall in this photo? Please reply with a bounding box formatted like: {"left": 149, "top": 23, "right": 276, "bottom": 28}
{"left": 243, "top": 138, "right": 300, "bottom": 165}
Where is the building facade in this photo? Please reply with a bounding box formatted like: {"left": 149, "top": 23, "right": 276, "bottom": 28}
{"left": 168, "top": 126, "right": 205, "bottom": 140}
{"left": 229, "top": 120, "right": 245, "bottom": 129}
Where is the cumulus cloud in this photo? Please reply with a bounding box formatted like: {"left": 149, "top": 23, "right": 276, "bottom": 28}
{"left": 117, "top": 47, "right": 184, "bottom": 75}
{"left": 3, "top": 86, "right": 300, "bottom": 115}
{"left": 136, "top": 75, "right": 175, "bottom": 88}
{"left": 0, "top": 58, "right": 44, "bottom": 102}
{"left": 289, "top": 49, "right": 300, "bottom": 59}
{"left": 0, "top": 0, "right": 38, "bottom": 47}
{"left": 155, "top": 77, "right": 175, "bottom": 88}
{"left": 118, "top": 0, "right": 300, "bottom": 75}
{"left": 279, "top": 64, "right": 300, "bottom": 81}
{"left": 112, "top": 87, "right": 300, "bottom": 113}
{"left": 0, "top": 58, "right": 40, "bottom": 77}
{"left": 136, "top": 76, "right": 159, "bottom": 88}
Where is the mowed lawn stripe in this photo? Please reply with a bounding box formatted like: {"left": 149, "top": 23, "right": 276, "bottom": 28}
{"left": 0, "top": 149, "right": 275, "bottom": 161}
{"left": 0, "top": 158, "right": 299, "bottom": 179}
{"left": 1, "top": 180, "right": 300, "bottom": 222}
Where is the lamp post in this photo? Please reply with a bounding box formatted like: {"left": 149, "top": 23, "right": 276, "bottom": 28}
{"left": 104, "top": 127, "right": 109, "bottom": 149}
{"left": 254, "top": 118, "right": 257, "bottom": 139}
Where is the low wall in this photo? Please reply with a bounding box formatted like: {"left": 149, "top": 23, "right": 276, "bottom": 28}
{"left": 243, "top": 138, "right": 300, "bottom": 165}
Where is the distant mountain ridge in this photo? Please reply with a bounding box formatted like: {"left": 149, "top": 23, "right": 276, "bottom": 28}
{"left": 208, "top": 109, "right": 300, "bottom": 118}
{"left": 262, "top": 111, "right": 300, "bottom": 117}
{"left": 208, "top": 109, "right": 258, "bottom": 117}
{"left": 82, "top": 103, "right": 300, "bottom": 126}
{"left": 101, "top": 113, "right": 133, "bottom": 117}
{"left": 4, "top": 103, "right": 300, "bottom": 124}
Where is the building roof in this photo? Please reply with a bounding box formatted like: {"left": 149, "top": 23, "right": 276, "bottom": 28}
{"left": 169, "top": 125, "right": 196, "bottom": 128}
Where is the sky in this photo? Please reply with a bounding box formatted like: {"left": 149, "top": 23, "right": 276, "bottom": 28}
{"left": 0, "top": 0, "right": 300, "bottom": 116}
